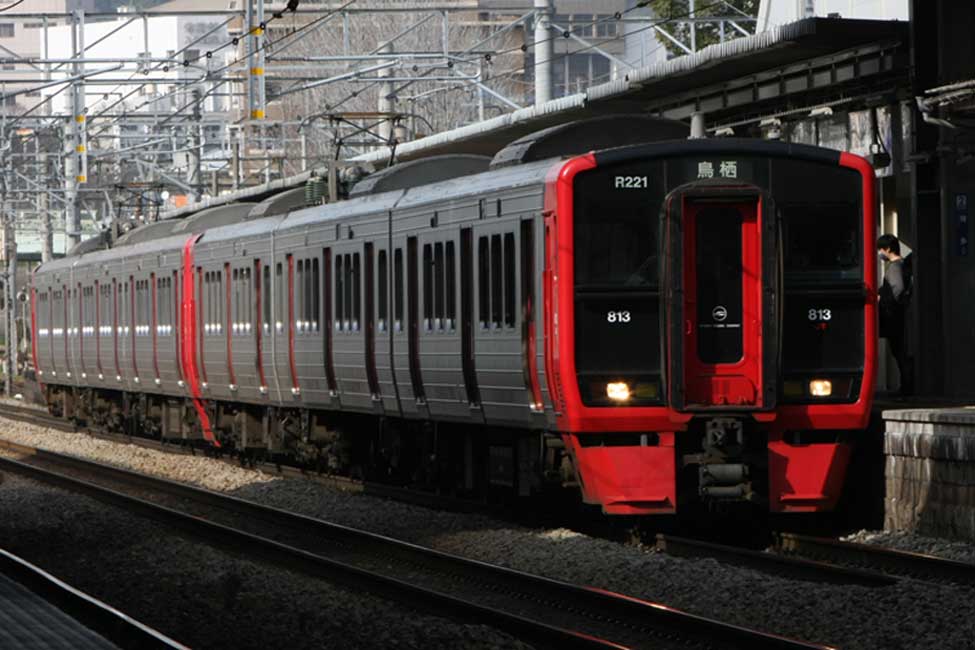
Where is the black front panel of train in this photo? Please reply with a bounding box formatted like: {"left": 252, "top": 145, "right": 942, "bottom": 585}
{"left": 573, "top": 165, "right": 664, "bottom": 406}
{"left": 776, "top": 159, "right": 864, "bottom": 402}
{"left": 573, "top": 152, "right": 865, "bottom": 407}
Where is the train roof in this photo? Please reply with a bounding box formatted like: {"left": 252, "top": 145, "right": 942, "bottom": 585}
{"left": 348, "top": 154, "right": 491, "bottom": 198}
{"left": 489, "top": 115, "right": 687, "bottom": 169}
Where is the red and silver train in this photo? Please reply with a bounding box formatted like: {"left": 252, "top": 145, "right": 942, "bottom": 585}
{"left": 30, "top": 117, "right": 877, "bottom": 516}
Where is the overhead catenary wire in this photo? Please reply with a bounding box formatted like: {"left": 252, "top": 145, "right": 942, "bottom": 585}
{"left": 0, "top": 0, "right": 25, "bottom": 14}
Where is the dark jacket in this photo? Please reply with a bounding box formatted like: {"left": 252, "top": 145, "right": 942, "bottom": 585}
{"left": 879, "top": 258, "right": 906, "bottom": 337}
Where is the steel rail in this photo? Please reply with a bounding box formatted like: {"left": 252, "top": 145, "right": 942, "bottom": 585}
{"left": 775, "top": 532, "right": 975, "bottom": 589}
{"left": 655, "top": 534, "right": 897, "bottom": 587}
{"left": 0, "top": 548, "right": 189, "bottom": 650}
{"left": 0, "top": 438, "right": 829, "bottom": 650}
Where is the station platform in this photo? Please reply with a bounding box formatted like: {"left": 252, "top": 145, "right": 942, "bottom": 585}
{"left": 0, "top": 547, "right": 186, "bottom": 650}
{"left": 881, "top": 404, "right": 975, "bottom": 542}
{"left": 825, "top": 395, "right": 971, "bottom": 534}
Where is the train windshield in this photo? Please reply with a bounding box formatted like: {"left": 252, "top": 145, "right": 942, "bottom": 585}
{"left": 573, "top": 168, "right": 665, "bottom": 290}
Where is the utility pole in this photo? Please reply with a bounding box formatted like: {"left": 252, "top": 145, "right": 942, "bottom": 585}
{"left": 65, "top": 10, "right": 87, "bottom": 251}
{"left": 188, "top": 89, "right": 203, "bottom": 202}
{"left": 1, "top": 154, "right": 16, "bottom": 396}
{"left": 39, "top": 154, "right": 52, "bottom": 263}
{"left": 377, "top": 42, "right": 394, "bottom": 145}
{"left": 247, "top": 0, "right": 267, "bottom": 186}
{"left": 533, "top": 0, "right": 553, "bottom": 106}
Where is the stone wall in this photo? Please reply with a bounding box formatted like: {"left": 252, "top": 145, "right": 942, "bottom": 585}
{"left": 883, "top": 408, "right": 975, "bottom": 541}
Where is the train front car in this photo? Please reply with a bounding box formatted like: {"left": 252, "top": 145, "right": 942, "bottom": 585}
{"left": 546, "top": 140, "right": 876, "bottom": 516}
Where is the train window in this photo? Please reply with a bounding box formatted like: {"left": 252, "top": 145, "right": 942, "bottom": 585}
{"left": 275, "top": 262, "right": 283, "bottom": 334}
{"left": 149, "top": 276, "right": 160, "bottom": 333}
{"left": 156, "top": 277, "right": 164, "bottom": 332}
{"left": 100, "top": 284, "right": 108, "bottom": 336}
{"left": 311, "top": 258, "right": 320, "bottom": 333}
{"left": 241, "top": 267, "right": 249, "bottom": 333}
{"left": 504, "top": 233, "right": 516, "bottom": 328}
{"left": 217, "top": 270, "right": 224, "bottom": 334}
{"left": 393, "top": 248, "right": 403, "bottom": 332}
{"left": 434, "top": 242, "right": 445, "bottom": 330}
{"left": 212, "top": 272, "right": 217, "bottom": 334}
{"left": 114, "top": 284, "right": 120, "bottom": 335}
{"left": 296, "top": 260, "right": 305, "bottom": 333}
{"left": 782, "top": 203, "right": 861, "bottom": 280}
{"left": 262, "top": 264, "right": 271, "bottom": 333}
{"left": 478, "top": 237, "right": 489, "bottom": 329}
{"left": 210, "top": 272, "right": 216, "bottom": 334}
{"left": 204, "top": 275, "right": 210, "bottom": 333}
{"left": 304, "top": 259, "right": 313, "bottom": 332}
{"left": 156, "top": 278, "right": 163, "bottom": 332}
{"left": 204, "top": 272, "right": 211, "bottom": 334}
{"left": 154, "top": 278, "right": 161, "bottom": 332}
{"left": 352, "top": 253, "right": 361, "bottom": 331}
{"left": 108, "top": 284, "right": 114, "bottom": 333}
{"left": 422, "top": 243, "right": 433, "bottom": 331}
{"left": 233, "top": 268, "right": 240, "bottom": 334}
{"left": 241, "top": 268, "right": 248, "bottom": 332}
{"left": 112, "top": 281, "right": 118, "bottom": 338}
{"left": 491, "top": 234, "right": 502, "bottom": 329}
{"left": 146, "top": 280, "right": 152, "bottom": 332}
{"left": 142, "top": 280, "right": 148, "bottom": 333}
{"left": 206, "top": 274, "right": 212, "bottom": 334}
{"left": 135, "top": 281, "right": 142, "bottom": 333}
{"left": 323, "top": 248, "right": 333, "bottom": 338}
{"left": 167, "top": 277, "right": 172, "bottom": 329}
{"left": 445, "top": 241, "right": 456, "bottom": 331}
{"left": 336, "top": 254, "right": 344, "bottom": 330}
{"left": 164, "top": 277, "right": 171, "bottom": 331}
{"left": 573, "top": 166, "right": 661, "bottom": 289}
{"left": 124, "top": 281, "right": 130, "bottom": 335}
{"left": 345, "top": 254, "right": 354, "bottom": 330}
{"left": 378, "top": 249, "right": 388, "bottom": 332}
{"left": 240, "top": 268, "right": 245, "bottom": 332}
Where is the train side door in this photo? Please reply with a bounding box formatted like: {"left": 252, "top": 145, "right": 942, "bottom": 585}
{"left": 682, "top": 198, "right": 763, "bottom": 407}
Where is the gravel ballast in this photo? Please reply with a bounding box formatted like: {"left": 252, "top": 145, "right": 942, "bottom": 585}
{"left": 1, "top": 415, "right": 975, "bottom": 649}
{"left": 844, "top": 529, "right": 975, "bottom": 564}
{"left": 0, "top": 470, "right": 531, "bottom": 650}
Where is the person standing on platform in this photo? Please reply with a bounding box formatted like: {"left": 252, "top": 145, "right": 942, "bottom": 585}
{"left": 877, "top": 234, "right": 914, "bottom": 396}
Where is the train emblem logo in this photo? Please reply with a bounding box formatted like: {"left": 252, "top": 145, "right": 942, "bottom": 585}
{"left": 712, "top": 306, "right": 728, "bottom": 322}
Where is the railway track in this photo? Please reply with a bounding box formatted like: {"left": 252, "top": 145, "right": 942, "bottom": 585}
{"left": 655, "top": 531, "right": 975, "bottom": 591}
{"left": 774, "top": 532, "right": 975, "bottom": 589}
{"left": 654, "top": 535, "right": 897, "bottom": 587}
{"left": 0, "top": 438, "right": 830, "bottom": 650}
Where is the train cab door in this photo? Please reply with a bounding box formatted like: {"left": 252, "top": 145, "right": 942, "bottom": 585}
{"left": 664, "top": 186, "right": 779, "bottom": 411}
{"left": 683, "top": 199, "right": 762, "bottom": 407}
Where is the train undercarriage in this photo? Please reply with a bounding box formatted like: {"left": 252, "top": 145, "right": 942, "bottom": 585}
{"left": 42, "top": 384, "right": 575, "bottom": 503}
{"left": 41, "top": 383, "right": 850, "bottom": 518}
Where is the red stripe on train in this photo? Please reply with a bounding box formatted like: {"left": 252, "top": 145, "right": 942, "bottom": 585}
{"left": 181, "top": 235, "right": 220, "bottom": 447}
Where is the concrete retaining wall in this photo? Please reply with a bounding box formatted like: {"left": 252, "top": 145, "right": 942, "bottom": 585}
{"left": 883, "top": 408, "right": 975, "bottom": 541}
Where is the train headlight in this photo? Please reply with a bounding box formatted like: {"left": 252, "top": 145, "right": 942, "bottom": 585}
{"left": 809, "top": 379, "right": 833, "bottom": 397}
{"left": 606, "top": 382, "right": 631, "bottom": 402}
